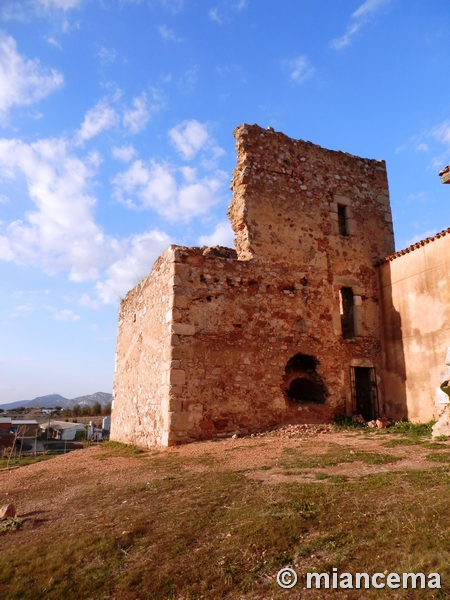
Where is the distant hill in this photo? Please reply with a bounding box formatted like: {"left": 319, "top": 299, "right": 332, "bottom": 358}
{"left": 0, "top": 392, "right": 112, "bottom": 411}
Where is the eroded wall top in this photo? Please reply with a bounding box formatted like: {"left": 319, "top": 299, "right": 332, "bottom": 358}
{"left": 229, "top": 123, "right": 394, "bottom": 264}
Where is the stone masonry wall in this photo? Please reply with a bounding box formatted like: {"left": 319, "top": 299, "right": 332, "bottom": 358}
{"left": 165, "top": 246, "right": 383, "bottom": 445}
{"left": 112, "top": 124, "right": 396, "bottom": 447}
{"left": 110, "top": 248, "right": 174, "bottom": 446}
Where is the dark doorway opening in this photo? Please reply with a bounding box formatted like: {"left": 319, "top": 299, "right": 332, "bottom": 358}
{"left": 283, "top": 353, "right": 327, "bottom": 405}
{"left": 288, "top": 378, "right": 325, "bottom": 403}
{"left": 350, "top": 367, "right": 379, "bottom": 421}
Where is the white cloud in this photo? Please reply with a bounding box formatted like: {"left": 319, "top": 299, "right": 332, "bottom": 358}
{"left": 96, "top": 230, "right": 172, "bottom": 303}
{"left": 54, "top": 309, "right": 80, "bottom": 321}
{"left": 0, "top": 136, "right": 118, "bottom": 281}
{"left": 112, "top": 144, "right": 137, "bottom": 163}
{"left": 0, "top": 134, "right": 177, "bottom": 306}
{"left": 415, "top": 143, "right": 429, "bottom": 152}
{"left": 123, "top": 93, "right": 151, "bottom": 134}
{"left": 287, "top": 55, "right": 315, "bottom": 84}
{"left": 10, "top": 304, "right": 34, "bottom": 318}
{"left": 75, "top": 99, "right": 118, "bottom": 144}
{"left": 157, "top": 25, "right": 183, "bottom": 42}
{"left": 0, "top": 33, "right": 63, "bottom": 117}
{"left": 45, "top": 36, "right": 62, "bottom": 49}
{"left": 36, "top": 0, "right": 82, "bottom": 9}
{"left": 352, "top": 0, "right": 390, "bottom": 20}
{"left": 330, "top": 0, "right": 391, "bottom": 50}
{"left": 0, "top": 193, "right": 9, "bottom": 204}
{"left": 169, "top": 119, "right": 210, "bottom": 160}
{"left": 198, "top": 221, "right": 235, "bottom": 248}
{"left": 112, "top": 159, "right": 227, "bottom": 221}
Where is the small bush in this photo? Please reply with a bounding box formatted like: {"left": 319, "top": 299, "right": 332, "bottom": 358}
{"left": 387, "top": 420, "right": 435, "bottom": 438}
{"left": 334, "top": 415, "right": 365, "bottom": 430}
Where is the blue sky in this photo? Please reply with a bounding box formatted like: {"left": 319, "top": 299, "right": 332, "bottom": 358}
{"left": 1, "top": 0, "right": 449, "bottom": 403}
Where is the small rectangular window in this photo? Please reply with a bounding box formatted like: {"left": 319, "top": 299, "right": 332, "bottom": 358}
{"left": 340, "top": 287, "right": 355, "bottom": 338}
{"left": 337, "top": 205, "right": 347, "bottom": 236}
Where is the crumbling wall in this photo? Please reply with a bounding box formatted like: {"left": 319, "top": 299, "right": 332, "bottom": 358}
{"left": 112, "top": 124, "right": 396, "bottom": 447}
{"left": 110, "top": 248, "right": 175, "bottom": 446}
{"left": 165, "top": 245, "right": 386, "bottom": 445}
{"left": 379, "top": 230, "right": 450, "bottom": 422}
{"left": 229, "top": 124, "right": 394, "bottom": 264}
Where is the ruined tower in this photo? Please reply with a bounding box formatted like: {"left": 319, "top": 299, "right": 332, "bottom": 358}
{"left": 110, "top": 124, "right": 394, "bottom": 447}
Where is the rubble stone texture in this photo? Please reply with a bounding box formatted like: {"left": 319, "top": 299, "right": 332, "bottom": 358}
{"left": 110, "top": 124, "right": 395, "bottom": 447}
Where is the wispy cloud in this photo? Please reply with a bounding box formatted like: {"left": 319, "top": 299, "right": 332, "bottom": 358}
{"left": 209, "top": 7, "right": 222, "bottom": 24}
{"left": 123, "top": 93, "right": 152, "bottom": 134}
{"left": 44, "top": 36, "right": 62, "bottom": 49}
{"left": 0, "top": 33, "right": 63, "bottom": 118}
{"left": 209, "top": 0, "right": 248, "bottom": 24}
{"left": 330, "top": 0, "right": 391, "bottom": 50}
{"left": 404, "top": 229, "right": 437, "bottom": 247}
{"left": 285, "top": 55, "right": 315, "bottom": 84}
{"left": 54, "top": 309, "right": 80, "bottom": 321}
{"left": 75, "top": 99, "right": 119, "bottom": 144}
{"left": 415, "top": 143, "right": 429, "bottom": 153}
{"left": 36, "top": 0, "right": 82, "bottom": 9}
{"left": 157, "top": 24, "right": 183, "bottom": 42}
{"left": 432, "top": 121, "right": 450, "bottom": 145}
{"left": 426, "top": 121, "right": 450, "bottom": 168}
{"left": 157, "top": 0, "right": 184, "bottom": 13}
{"left": 97, "top": 46, "right": 117, "bottom": 66}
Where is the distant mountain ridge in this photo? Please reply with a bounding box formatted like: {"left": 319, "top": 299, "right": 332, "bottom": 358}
{"left": 0, "top": 392, "right": 112, "bottom": 411}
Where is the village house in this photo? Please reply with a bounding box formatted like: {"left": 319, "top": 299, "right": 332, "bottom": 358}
{"left": 110, "top": 124, "right": 450, "bottom": 447}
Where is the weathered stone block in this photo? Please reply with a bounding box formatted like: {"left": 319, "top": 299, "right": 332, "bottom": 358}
{"left": 346, "top": 219, "right": 357, "bottom": 235}
{"left": 172, "top": 323, "right": 195, "bottom": 336}
{"left": 334, "top": 195, "right": 351, "bottom": 206}
{"left": 170, "top": 369, "right": 186, "bottom": 385}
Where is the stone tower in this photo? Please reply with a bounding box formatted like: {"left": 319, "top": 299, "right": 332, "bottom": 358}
{"left": 110, "top": 124, "right": 394, "bottom": 447}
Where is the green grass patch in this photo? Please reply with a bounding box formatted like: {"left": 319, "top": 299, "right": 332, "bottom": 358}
{"left": 280, "top": 444, "right": 401, "bottom": 470}
{"left": 426, "top": 453, "right": 450, "bottom": 463}
{"left": 0, "top": 454, "right": 57, "bottom": 469}
{"left": 94, "top": 440, "right": 143, "bottom": 459}
{"left": 387, "top": 420, "right": 435, "bottom": 438}
{"left": 334, "top": 415, "right": 366, "bottom": 430}
{"left": 383, "top": 438, "right": 421, "bottom": 448}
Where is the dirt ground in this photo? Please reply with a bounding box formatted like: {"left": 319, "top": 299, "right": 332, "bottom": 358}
{"left": 0, "top": 426, "right": 445, "bottom": 522}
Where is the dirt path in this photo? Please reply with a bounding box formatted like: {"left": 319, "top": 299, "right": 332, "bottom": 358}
{"left": 1, "top": 427, "right": 447, "bottom": 530}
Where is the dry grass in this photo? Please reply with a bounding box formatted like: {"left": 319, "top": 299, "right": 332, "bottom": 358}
{"left": 0, "top": 433, "right": 449, "bottom": 599}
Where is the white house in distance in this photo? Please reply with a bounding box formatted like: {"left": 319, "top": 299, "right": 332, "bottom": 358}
{"left": 40, "top": 421, "right": 86, "bottom": 441}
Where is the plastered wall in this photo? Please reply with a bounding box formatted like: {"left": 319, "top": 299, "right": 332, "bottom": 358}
{"left": 380, "top": 230, "right": 450, "bottom": 422}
